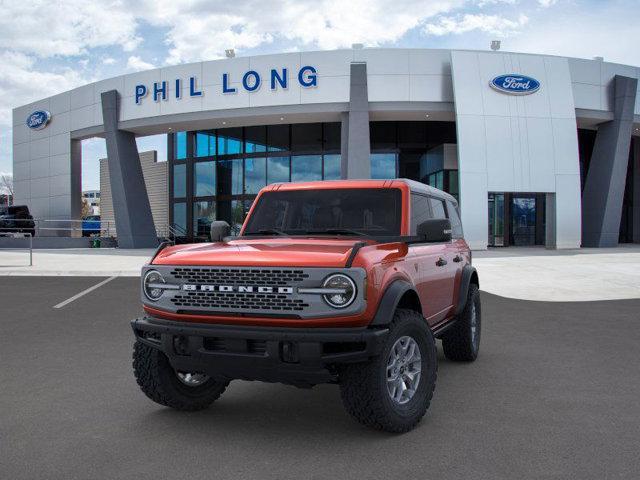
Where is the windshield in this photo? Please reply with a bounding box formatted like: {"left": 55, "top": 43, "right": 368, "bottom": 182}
{"left": 243, "top": 188, "right": 402, "bottom": 236}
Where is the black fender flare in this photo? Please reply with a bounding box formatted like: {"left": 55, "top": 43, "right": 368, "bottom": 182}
{"left": 370, "top": 280, "right": 418, "bottom": 327}
{"left": 454, "top": 265, "right": 479, "bottom": 316}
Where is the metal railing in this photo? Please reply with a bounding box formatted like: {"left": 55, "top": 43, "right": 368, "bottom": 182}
{"left": 0, "top": 232, "right": 33, "bottom": 266}
{"left": 156, "top": 223, "right": 195, "bottom": 244}
{"left": 0, "top": 218, "right": 115, "bottom": 237}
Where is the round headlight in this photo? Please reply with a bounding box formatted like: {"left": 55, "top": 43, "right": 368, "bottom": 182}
{"left": 322, "top": 274, "right": 356, "bottom": 308}
{"left": 143, "top": 270, "right": 165, "bottom": 301}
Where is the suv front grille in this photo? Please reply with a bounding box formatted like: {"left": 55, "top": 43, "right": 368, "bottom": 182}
{"left": 170, "top": 291, "right": 310, "bottom": 311}
{"left": 170, "top": 267, "right": 309, "bottom": 286}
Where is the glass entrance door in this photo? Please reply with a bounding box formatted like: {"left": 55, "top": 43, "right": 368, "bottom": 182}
{"left": 510, "top": 196, "right": 537, "bottom": 246}
{"left": 488, "top": 193, "right": 505, "bottom": 246}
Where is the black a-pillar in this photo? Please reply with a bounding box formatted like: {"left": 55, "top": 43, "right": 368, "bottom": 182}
{"left": 582, "top": 75, "right": 638, "bottom": 247}
{"left": 101, "top": 90, "right": 158, "bottom": 248}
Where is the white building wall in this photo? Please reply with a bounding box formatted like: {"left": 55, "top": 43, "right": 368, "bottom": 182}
{"left": 11, "top": 48, "right": 639, "bottom": 244}
{"left": 569, "top": 58, "right": 640, "bottom": 113}
{"left": 451, "top": 51, "right": 582, "bottom": 249}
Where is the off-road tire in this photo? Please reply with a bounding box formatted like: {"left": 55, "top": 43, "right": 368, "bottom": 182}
{"left": 442, "top": 283, "right": 481, "bottom": 362}
{"left": 338, "top": 309, "right": 437, "bottom": 433}
{"left": 132, "top": 341, "right": 229, "bottom": 411}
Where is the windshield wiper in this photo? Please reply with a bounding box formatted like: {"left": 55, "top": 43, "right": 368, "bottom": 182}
{"left": 306, "top": 228, "right": 367, "bottom": 236}
{"left": 245, "top": 228, "right": 288, "bottom": 236}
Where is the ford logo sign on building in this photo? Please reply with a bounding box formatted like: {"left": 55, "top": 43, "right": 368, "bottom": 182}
{"left": 490, "top": 74, "right": 540, "bottom": 95}
{"left": 26, "top": 110, "right": 51, "bottom": 130}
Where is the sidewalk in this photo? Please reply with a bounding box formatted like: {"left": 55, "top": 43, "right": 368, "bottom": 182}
{"left": 1, "top": 245, "right": 639, "bottom": 301}
{"left": 473, "top": 245, "right": 640, "bottom": 301}
{"left": 0, "top": 248, "right": 155, "bottom": 276}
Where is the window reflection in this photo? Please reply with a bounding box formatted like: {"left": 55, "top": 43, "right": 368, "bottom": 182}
{"left": 173, "top": 163, "right": 186, "bottom": 197}
{"left": 173, "top": 202, "right": 187, "bottom": 233}
{"left": 194, "top": 161, "right": 216, "bottom": 197}
{"left": 170, "top": 124, "right": 341, "bottom": 239}
{"left": 370, "top": 153, "right": 397, "bottom": 179}
{"left": 245, "top": 126, "right": 267, "bottom": 153}
{"left": 195, "top": 131, "right": 215, "bottom": 157}
{"left": 217, "top": 128, "right": 243, "bottom": 155}
{"left": 217, "top": 159, "right": 243, "bottom": 195}
{"left": 323, "top": 154, "right": 341, "bottom": 180}
{"left": 292, "top": 155, "right": 322, "bottom": 182}
{"left": 245, "top": 157, "right": 266, "bottom": 194}
{"left": 174, "top": 131, "right": 187, "bottom": 160}
{"left": 217, "top": 200, "right": 245, "bottom": 235}
{"left": 267, "top": 156, "right": 290, "bottom": 184}
{"left": 193, "top": 201, "right": 216, "bottom": 238}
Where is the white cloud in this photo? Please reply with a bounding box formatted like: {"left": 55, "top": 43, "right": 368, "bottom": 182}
{"left": 0, "top": 0, "right": 141, "bottom": 57}
{"left": 0, "top": 51, "right": 86, "bottom": 125}
{"left": 0, "top": 51, "right": 89, "bottom": 172}
{"left": 507, "top": 10, "right": 640, "bottom": 66}
{"left": 424, "top": 13, "right": 529, "bottom": 36}
{"left": 126, "top": 55, "right": 156, "bottom": 72}
{"left": 135, "top": 0, "right": 466, "bottom": 64}
{"left": 0, "top": 171, "right": 13, "bottom": 196}
{"left": 1, "top": 0, "right": 638, "bottom": 176}
{"left": 475, "top": 0, "right": 517, "bottom": 6}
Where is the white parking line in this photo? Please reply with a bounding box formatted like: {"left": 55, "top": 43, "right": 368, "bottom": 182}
{"left": 53, "top": 276, "right": 118, "bottom": 309}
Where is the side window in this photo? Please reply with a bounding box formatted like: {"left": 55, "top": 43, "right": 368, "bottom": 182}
{"left": 429, "top": 197, "right": 447, "bottom": 219}
{"left": 446, "top": 200, "right": 463, "bottom": 238}
{"left": 410, "top": 194, "right": 432, "bottom": 235}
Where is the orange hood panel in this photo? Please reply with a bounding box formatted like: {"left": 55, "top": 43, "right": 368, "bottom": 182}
{"left": 152, "top": 238, "right": 371, "bottom": 268}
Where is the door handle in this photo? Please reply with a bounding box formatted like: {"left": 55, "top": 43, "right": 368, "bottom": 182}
{"left": 453, "top": 255, "right": 463, "bottom": 263}
{"left": 436, "top": 257, "right": 447, "bottom": 267}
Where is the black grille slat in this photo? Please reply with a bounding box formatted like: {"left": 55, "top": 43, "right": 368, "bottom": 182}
{"left": 170, "top": 291, "right": 309, "bottom": 311}
{"left": 170, "top": 267, "right": 309, "bottom": 286}
{"left": 168, "top": 267, "right": 311, "bottom": 312}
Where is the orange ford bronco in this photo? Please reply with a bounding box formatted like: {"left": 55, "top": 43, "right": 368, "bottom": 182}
{"left": 132, "top": 179, "right": 480, "bottom": 432}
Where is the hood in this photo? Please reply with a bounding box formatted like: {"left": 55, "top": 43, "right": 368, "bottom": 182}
{"left": 152, "top": 238, "right": 372, "bottom": 268}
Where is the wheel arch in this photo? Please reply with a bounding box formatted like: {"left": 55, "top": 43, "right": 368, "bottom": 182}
{"left": 370, "top": 280, "right": 422, "bottom": 327}
{"left": 454, "top": 265, "right": 479, "bottom": 316}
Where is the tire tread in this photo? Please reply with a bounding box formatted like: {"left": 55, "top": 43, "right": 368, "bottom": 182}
{"left": 442, "top": 284, "right": 480, "bottom": 362}
{"left": 339, "top": 309, "right": 437, "bottom": 433}
{"left": 132, "top": 341, "right": 228, "bottom": 411}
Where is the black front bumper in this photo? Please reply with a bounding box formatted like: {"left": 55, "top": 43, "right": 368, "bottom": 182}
{"left": 131, "top": 317, "right": 389, "bottom": 387}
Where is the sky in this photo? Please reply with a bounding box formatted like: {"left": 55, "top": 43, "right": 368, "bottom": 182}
{"left": 0, "top": 0, "right": 639, "bottom": 191}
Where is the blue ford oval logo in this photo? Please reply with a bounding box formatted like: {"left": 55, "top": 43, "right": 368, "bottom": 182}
{"left": 26, "top": 110, "right": 51, "bottom": 130}
{"left": 490, "top": 74, "right": 540, "bottom": 95}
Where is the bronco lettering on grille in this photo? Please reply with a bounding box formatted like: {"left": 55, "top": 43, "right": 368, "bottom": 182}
{"left": 182, "top": 285, "right": 294, "bottom": 294}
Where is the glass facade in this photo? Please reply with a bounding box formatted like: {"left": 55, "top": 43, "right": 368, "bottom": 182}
{"left": 169, "top": 123, "right": 341, "bottom": 238}
{"left": 169, "top": 120, "right": 459, "bottom": 240}
{"left": 369, "top": 122, "right": 458, "bottom": 197}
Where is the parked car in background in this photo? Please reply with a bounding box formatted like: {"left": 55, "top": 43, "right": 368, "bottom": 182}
{"left": 82, "top": 215, "right": 101, "bottom": 237}
{"left": 0, "top": 205, "right": 35, "bottom": 236}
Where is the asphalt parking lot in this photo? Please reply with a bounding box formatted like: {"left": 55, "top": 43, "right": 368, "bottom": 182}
{"left": 1, "top": 277, "right": 639, "bottom": 480}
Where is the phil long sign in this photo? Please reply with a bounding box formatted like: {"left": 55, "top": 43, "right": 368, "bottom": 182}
{"left": 135, "top": 66, "right": 318, "bottom": 105}
{"left": 490, "top": 74, "right": 540, "bottom": 95}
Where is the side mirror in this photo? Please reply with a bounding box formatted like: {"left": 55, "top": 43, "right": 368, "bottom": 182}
{"left": 210, "top": 221, "right": 231, "bottom": 242}
{"left": 417, "top": 218, "right": 452, "bottom": 243}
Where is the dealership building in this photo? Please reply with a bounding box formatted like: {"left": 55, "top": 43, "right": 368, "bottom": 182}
{"left": 11, "top": 48, "right": 640, "bottom": 249}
